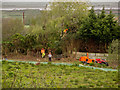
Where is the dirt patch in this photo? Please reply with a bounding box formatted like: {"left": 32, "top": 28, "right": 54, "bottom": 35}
{"left": 4, "top": 53, "right": 118, "bottom": 69}
{"left": 5, "top": 54, "right": 77, "bottom": 63}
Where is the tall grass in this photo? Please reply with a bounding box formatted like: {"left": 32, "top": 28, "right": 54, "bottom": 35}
{"left": 107, "top": 39, "right": 119, "bottom": 68}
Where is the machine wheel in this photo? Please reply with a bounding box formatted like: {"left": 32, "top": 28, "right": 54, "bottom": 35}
{"left": 102, "top": 62, "right": 109, "bottom": 66}
{"left": 95, "top": 61, "right": 98, "bottom": 63}
{"left": 105, "top": 62, "right": 109, "bottom": 66}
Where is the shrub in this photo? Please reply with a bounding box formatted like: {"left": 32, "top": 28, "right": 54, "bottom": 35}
{"left": 101, "top": 64, "right": 107, "bottom": 67}
{"left": 70, "top": 80, "right": 73, "bottom": 82}
{"left": 78, "top": 85, "right": 87, "bottom": 88}
{"left": 55, "top": 48, "right": 62, "bottom": 54}
{"left": 48, "top": 62, "right": 52, "bottom": 65}
{"left": 107, "top": 39, "right": 119, "bottom": 68}
{"left": 75, "top": 79, "right": 79, "bottom": 82}
{"left": 89, "top": 63, "right": 94, "bottom": 66}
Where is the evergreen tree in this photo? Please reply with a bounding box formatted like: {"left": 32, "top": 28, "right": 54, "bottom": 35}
{"left": 99, "top": 6, "right": 106, "bottom": 19}
{"left": 100, "top": 10, "right": 118, "bottom": 43}
{"left": 97, "top": 9, "right": 119, "bottom": 51}
{"left": 78, "top": 6, "right": 98, "bottom": 40}
{"left": 105, "top": 10, "right": 119, "bottom": 40}
{"left": 97, "top": 7, "right": 107, "bottom": 42}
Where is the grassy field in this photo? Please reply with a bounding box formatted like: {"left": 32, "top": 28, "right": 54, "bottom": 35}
{"left": 2, "top": 9, "right": 41, "bottom": 18}
{"left": 2, "top": 61, "right": 118, "bottom": 88}
{"left": 2, "top": 9, "right": 41, "bottom": 25}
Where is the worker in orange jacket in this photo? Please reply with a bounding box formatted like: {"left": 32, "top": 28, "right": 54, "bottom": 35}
{"left": 41, "top": 48, "right": 45, "bottom": 58}
{"left": 63, "top": 29, "right": 68, "bottom": 33}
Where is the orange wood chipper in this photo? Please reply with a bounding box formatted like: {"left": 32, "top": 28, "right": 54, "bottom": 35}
{"left": 79, "top": 53, "right": 95, "bottom": 64}
{"left": 79, "top": 52, "right": 109, "bottom": 66}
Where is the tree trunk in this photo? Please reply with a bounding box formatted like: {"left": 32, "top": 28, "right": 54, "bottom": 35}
{"left": 27, "top": 49, "right": 30, "bottom": 56}
{"left": 16, "top": 49, "right": 18, "bottom": 54}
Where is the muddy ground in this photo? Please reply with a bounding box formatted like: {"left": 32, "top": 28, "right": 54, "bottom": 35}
{"left": 3, "top": 53, "right": 118, "bottom": 69}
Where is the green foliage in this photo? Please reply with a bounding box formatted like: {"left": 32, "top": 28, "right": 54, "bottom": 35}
{"left": 99, "top": 10, "right": 119, "bottom": 43}
{"left": 2, "top": 3, "right": 120, "bottom": 55}
{"left": 78, "top": 6, "right": 98, "bottom": 40}
{"left": 95, "top": 63, "right": 102, "bottom": 67}
{"left": 107, "top": 39, "right": 119, "bottom": 66}
{"left": 99, "top": 6, "right": 106, "bottom": 19}
{"left": 108, "top": 39, "right": 119, "bottom": 54}
{"left": 48, "top": 62, "right": 52, "bottom": 65}
{"left": 76, "top": 6, "right": 119, "bottom": 53}
{"left": 89, "top": 63, "right": 94, "bottom": 66}
{"left": 24, "top": 34, "right": 37, "bottom": 50}
{"left": 2, "top": 18, "right": 24, "bottom": 41}
{"left": 2, "top": 41, "right": 14, "bottom": 55}
{"left": 29, "top": 2, "right": 89, "bottom": 49}
{"left": 55, "top": 48, "right": 62, "bottom": 54}
{"left": 2, "top": 33, "right": 37, "bottom": 54}
{"left": 11, "top": 33, "right": 25, "bottom": 53}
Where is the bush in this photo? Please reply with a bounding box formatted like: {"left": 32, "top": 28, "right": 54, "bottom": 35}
{"left": 2, "top": 18, "right": 24, "bottom": 41}
{"left": 89, "top": 63, "right": 94, "bottom": 66}
{"left": 48, "top": 62, "right": 52, "bottom": 65}
{"left": 55, "top": 48, "right": 62, "bottom": 54}
{"left": 102, "top": 63, "right": 107, "bottom": 67}
{"left": 95, "top": 63, "right": 102, "bottom": 67}
{"left": 107, "top": 39, "right": 119, "bottom": 67}
{"left": 74, "top": 63, "right": 79, "bottom": 66}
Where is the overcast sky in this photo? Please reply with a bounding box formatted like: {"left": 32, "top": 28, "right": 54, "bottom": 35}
{"left": 1, "top": 0, "right": 120, "bottom": 2}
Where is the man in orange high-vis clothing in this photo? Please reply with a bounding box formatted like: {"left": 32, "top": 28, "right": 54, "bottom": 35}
{"left": 63, "top": 29, "right": 68, "bottom": 33}
{"left": 41, "top": 48, "right": 45, "bottom": 58}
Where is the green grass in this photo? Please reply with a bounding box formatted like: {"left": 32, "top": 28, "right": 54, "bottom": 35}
{"left": 2, "top": 60, "right": 118, "bottom": 88}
